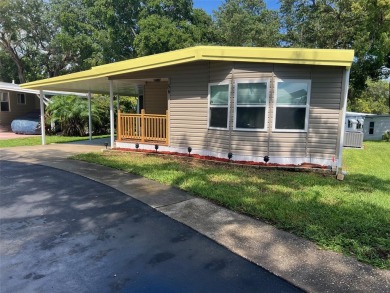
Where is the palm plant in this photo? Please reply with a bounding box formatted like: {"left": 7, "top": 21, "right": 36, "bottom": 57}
{"left": 46, "top": 95, "right": 102, "bottom": 136}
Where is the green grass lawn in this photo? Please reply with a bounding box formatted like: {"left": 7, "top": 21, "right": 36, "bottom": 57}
{"left": 0, "top": 135, "right": 109, "bottom": 148}
{"left": 75, "top": 141, "right": 390, "bottom": 269}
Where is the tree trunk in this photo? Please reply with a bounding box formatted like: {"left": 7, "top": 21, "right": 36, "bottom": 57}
{"left": 13, "top": 56, "right": 25, "bottom": 84}
{"left": 0, "top": 38, "right": 25, "bottom": 83}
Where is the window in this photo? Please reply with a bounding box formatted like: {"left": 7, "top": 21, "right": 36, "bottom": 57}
{"left": 17, "top": 93, "right": 26, "bottom": 104}
{"left": 234, "top": 80, "right": 269, "bottom": 130}
{"left": 369, "top": 121, "right": 375, "bottom": 135}
{"left": 0, "top": 92, "right": 10, "bottom": 112}
{"left": 274, "top": 80, "right": 311, "bottom": 131}
{"left": 208, "top": 83, "right": 230, "bottom": 129}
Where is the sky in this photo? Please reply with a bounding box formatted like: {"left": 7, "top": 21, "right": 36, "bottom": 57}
{"left": 193, "top": 0, "right": 280, "bottom": 15}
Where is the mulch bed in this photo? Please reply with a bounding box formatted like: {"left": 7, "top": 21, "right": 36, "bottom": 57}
{"left": 110, "top": 147, "right": 333, "bottom": 174}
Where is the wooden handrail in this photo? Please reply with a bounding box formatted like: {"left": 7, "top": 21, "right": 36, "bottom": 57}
{"left": 117, "top": 109, "right": 168, "bottom": 144}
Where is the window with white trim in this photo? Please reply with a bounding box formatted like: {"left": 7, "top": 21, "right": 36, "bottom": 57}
{"left": 0, "top": 92, "right": 10, "bottom": 112}
{"left": 274, "top": 80, "right": 311, "bottom": 131}
{"left": 234, "top": 80, "right": 269, "bottom": 130}
{"left": 17, "top": 93, "right": 26, "bottom": 104}
{"left": 208, "top": 82, "right": 230, "bottom": 129}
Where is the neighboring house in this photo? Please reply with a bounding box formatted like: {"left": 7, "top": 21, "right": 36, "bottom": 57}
{"left": 345, "top": 112, "right": 366, "bottom": 132}
{"left": 343, "top": 112, "right": 367, "bottom": 148}
{"left": 0, "top": 82, "right": 41, "bottom": 131}
{"left": 22, "top": 46, "right": 354, "bottom": 168}
{"left": 0, "top": 82, "right": 88, "bottom": 136}
{"left": 363, "top": 115, "right": 390, "bottom": 141}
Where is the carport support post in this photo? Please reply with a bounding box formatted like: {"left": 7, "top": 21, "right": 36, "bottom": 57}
{"left": 88, "top": 92, "right": 92, "bottom": 141}
{"left": 39, "top": 90, "right": 46, "bottom": 145}
{"left": 109, "top": 80, "right": 115, "bottom": 148}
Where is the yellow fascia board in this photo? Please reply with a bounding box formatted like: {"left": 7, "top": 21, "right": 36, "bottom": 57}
{"left": 93, "top": 46, "right": 354, "bottom": 75}
{"left": 21, "top": 47, "right": 200, "bottom": 89}
{"left": 22, "top": 46, "right": 354, "bottom": 89}
{"left": 21, "top": 69, "right": 100, "bottom": 89}
{"left": 198, "top": 46, "right": 354, "bottom": 67}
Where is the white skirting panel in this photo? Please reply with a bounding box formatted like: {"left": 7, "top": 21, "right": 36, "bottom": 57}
{"left": 116, "top": 141, "right": 334, "bottom": 167}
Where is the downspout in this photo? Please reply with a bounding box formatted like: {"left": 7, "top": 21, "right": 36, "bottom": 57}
{"left": 39, "top": 90, "right": 46, "bottom": 145}
{"left": 109, "top": 80, "right": 115, "bottom": 148}
{"left": 336, "top": 67, "right": 351, "bottom": 172}
{"left": 88, "top": 92, "right": 92, "bottom": 141}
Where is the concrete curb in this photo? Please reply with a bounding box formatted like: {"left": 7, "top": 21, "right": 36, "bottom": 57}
{"left": 1, "top": 144, "right": 389, "bottom": 292}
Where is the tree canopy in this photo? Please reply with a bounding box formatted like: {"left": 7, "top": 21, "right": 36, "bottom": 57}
{"left": 214, "top": 0, "right": 280, "bottom": 47}
{"left": 280, "top": 0, "right": 390, "bottom": 112}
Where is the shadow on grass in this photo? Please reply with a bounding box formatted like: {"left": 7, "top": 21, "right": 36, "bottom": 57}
{"left": 74, "top": 152, "right": 390, "bottom": 269}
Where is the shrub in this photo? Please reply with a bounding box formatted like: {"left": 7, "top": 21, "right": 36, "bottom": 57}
{"left": 46, "top": 95, "right": 137, "bottom": 136}
{"left": 383, "top": 131, "right": 390, "bottom": 142}
{"left": 46, "top": 95, "right": 101, "bottom": 136}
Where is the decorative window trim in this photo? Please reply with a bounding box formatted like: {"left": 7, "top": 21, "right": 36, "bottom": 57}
{"left": 233, "top": 79, "right": 269, "bottom": 132}
{"left": 272, "top": 79, "right": 311, "bottom": 132}
{"left": 207, "top": 81, "right": 231, "bottom": 130}
{"left": 0, "top": 92, "right": 10, "bottom": 112}
{"left": 17, "top": 93, "right": 26, "bottom": 105}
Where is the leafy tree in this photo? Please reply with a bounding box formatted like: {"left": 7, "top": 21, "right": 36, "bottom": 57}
{"left": 349, "top": 79, "right": 390, "bottom": 114}
{"left": 134, "top": 15, "right": 195, "bottom": 56}
{"left": 0, "top": 48, "right": 19, "bottom": 82}
{"left": 139, "top": 0, "right": 194, "bottom": 21}
{"left": 48, "top": 0, "right": 105, "bottom": 73}
{"left": 134, "top": 1, "right": 215, "bottom": 56}
{"left": 280, "top": 0, "right": 359, "bottom": 48}
{"left": 191, "top": 9, "right": 218, "bottom": 45}
{"left": 214, "top": 0, "right": 280, "bottom": 47}
{"left": 53, "top": 0, "right": 141, "bottom": 65}
{"left": 279, "top": 0, "right": 390, "bottom": 106}
{"left": 0, "top": 0, "right": 142, "bottom": 82}
{"left": 0, "top": 0, "right": 51, "bottom": 82}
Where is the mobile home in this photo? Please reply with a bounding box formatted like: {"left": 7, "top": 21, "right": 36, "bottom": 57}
{"left": 22, "top": 46, "right": 354, "bottom": 168}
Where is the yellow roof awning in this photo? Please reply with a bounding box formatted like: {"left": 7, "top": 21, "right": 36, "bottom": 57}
{"left": 21, "top": 46, "right": 354, "bottom": 94}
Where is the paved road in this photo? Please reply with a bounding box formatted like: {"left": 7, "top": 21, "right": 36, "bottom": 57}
{"left": 0, "top": 160, "right": 301, "bottom": 293}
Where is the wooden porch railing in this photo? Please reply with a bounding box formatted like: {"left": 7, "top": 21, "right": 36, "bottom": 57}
{"left": 117, "top": 109, "right": 169, "bottom": 145}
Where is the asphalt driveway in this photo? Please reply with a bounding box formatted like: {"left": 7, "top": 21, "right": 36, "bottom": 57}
{"left": 0, "top": 160, "right": 301, "bottom": 292}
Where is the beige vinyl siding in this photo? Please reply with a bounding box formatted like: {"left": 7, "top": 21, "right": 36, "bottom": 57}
{"left": 230, "top": 132, "right": 268, "bottom": 155}
{"left": 307, "top": 67, "right": 343, "bottom": 158}
{"left": 115, "top": 61, "right": 210, "bottom": 149}
{"left": 0, "top": 91, "right": 39, "bottom": 127}
{"left": 169, "top": 62, "right": 210, "bottom": 149}
{"left": 209, "top": 61, "right": 233, "bottom": 83}
{"left": 268, "top": 132, "right": 307, "bottom": 156}
{"left": 115, "top": 60, "right": 344, "bottom": 161}
{"left": 204, "top": 129, "right": 231, "bottom": 153}
{"left": 232, "top": 63, "right": 273, "bottom": 79}
{"left": 143, "top": 81, "right": 168, "bottom": 114}
{"left": 274, "top": 64, "right": 312, "bottom": 79}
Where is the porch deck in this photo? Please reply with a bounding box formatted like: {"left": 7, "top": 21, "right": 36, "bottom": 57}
{"left": 117, "top": 110, "right": 169, "bottom": 145}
